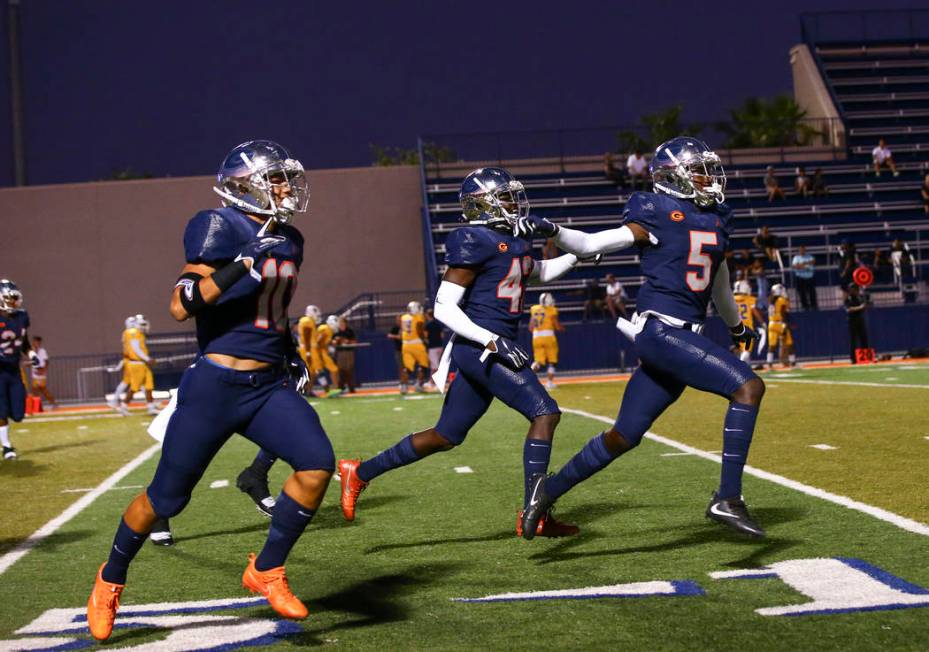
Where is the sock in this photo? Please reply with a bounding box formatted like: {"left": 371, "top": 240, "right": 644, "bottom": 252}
{"left": 357, "top": 434, "right": 420, "bottom": 483}
{"left": 718, "top": 402, "right": 759, "bottom": 498}
{"left": 255, "top": 493, "right": 314, "bottom": 571}
{"left": 0, "top": 426, "right": 10, "bottom": 448}
{"left": 102, "top": 518, "right": 147, "bottom": 584}
{"left": 250, "top": 449, "right": 278, "bottom": 477}
{"left": 739, "top": 350, "right": 751, "bottom": 363}
{"left": 114, "top": 382, "right": 128, "bottom": 395}
{"left": 766, "top": 352, "right": 774, "bottom": 365}
{"left": 544, "top": 432, "right": 618, "bottom": 501}
{"left": 523, "top": 439, "right": 552, "bottom": 506}
{"left": 788, "top": 354, "right": 796, "bottom": 364}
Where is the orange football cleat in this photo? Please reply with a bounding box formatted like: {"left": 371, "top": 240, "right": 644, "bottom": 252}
{"left": 87, "top": 563, "right": 124, "bottom": 641}
{"left": 516, "top": 511, "right": 580, "bottom": 538}
{"left": 338, "top": 459, "right": 367, "bottom": 521}
{"left": 242, "top": 553, "right": 308, "bottom": 620}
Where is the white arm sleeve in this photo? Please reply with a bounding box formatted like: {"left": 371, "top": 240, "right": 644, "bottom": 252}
{"left": 531, "top": 253, "right": 578, "bottom": 284}
{"left": 434, "top": 281, "right": 496, "bottom": 347}
{"left": 554, "top": 225, "right": 644, "bottom": 257}
{"left": 130, "top": 339, "right": 151, "bottom": 362}
{"left": 711, "top": 264, "right": 741, "bottom": 328}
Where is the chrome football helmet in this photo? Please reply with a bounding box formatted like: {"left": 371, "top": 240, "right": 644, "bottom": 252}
{"left": 407, "top": 301, "right": 422, "bottom": 315}
{"left": 305, "top": 305, "right": 321, "bottom": 321}
{"left": 539, "top": 292, "right": 555, "bottom": 307}
{"left": 124, "top": 315, "right": 137, "bottom": 330}
{"left": 0, "top": 279, "right": 23, "bottom": 311}
{"left": 770, "top": 283, "right": 787, "bottom": 298}
{"left": 651, "top": 137, "right": 726, "bottom": 208}
{"left": 459, "top": 167, "right": 529, "bottom": 231}
{"left": 733, "top": 280, "right": 752, "bottom": 296}
{"left": 213, "top": 140, "right": 309, "bottom": 224}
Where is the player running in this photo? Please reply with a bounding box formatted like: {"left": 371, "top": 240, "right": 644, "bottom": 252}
{"left": 518, "top": 137, "right": 767, "bottom": 539}
{"left": 338, "top": 167, "right": 583, "bottom": 537}
{"left": 0, "top": 280, "right": 40, "bottom": 459}
{"left": 529, "top": 292, "right": 564, "bottom": 389}
{"left": 86, "top": 141, "right": 333, "bottom": 640}
{"left": 121, "top": 314, "right": 160, "bottom": 416}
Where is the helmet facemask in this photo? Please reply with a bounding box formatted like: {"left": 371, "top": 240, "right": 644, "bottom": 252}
{"left": 652, "top": 141, "right": 726, "bottom": 208}
{"left": 461, "top": 179, "right": 529, "bottom": 231}
{"left": 0, "top": 282, "right": 22, "bottom": 311}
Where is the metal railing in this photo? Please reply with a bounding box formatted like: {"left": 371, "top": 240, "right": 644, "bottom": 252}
{"left": 801, "top": 9, "right": 929, "bottom": 45}
{"left": 333, "top": 289, "right": 430, "bottom": 333}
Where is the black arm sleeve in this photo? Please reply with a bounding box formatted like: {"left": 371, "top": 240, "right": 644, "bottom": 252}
{"left": 176, "top": 272, "right": 207, "bottom": 316}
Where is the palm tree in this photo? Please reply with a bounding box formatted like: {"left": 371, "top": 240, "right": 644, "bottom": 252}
{"left": 718, "top": 96, "right": 821, "bottom": 148}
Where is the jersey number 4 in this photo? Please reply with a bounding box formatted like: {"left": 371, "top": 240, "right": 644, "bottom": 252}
{"left": 497, "top": 256, "right": 534, "bottom": 313}
{"left": 686, "top": 231, "right": 718, "bottom": 292}
{"left": 254, "top": 259, "right": 298, "bottom": 331}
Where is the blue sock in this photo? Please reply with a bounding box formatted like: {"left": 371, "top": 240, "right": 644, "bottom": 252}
{"left": 250, "top": 449, "right": 278, "bottom": 477}
{"left": 718, "top": 402, "right": 758, "bottom": 499}
{"left": 544, "top": 433, "right": 618, "bottom": 500}
{"left": 255, "top": 493, "right": 315, "bottom": 571}
{"left": 357, "top": 434, "right": 420, "bottom": 483}
{"left": 102, "top": 518, "right": 147, "bottom": 584}
{"left": 523, "top": 439, "right": 552, "bottom": 506}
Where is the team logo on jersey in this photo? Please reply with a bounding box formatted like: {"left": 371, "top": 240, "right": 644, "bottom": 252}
{"left": 498, "top": 242, "right": 509, "bottom": 253}
{"left": 670, "top": 210, "right": 685, "bottom": 222}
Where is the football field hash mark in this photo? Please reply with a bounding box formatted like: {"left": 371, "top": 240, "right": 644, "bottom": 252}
{"left": 209, "top": 479, "right": 229, "bottom": 489}
{"left": 454, "top": 466, "right": 474, "bottom": 474}
{"left": 810, "top": 444, "right": 838, "bottom": 451}
{"left": 561, "top": 407, "right": 929, "bottom": 537}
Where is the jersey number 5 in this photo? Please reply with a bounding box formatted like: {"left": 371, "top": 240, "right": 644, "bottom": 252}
{"left": 686, "top": 231, "right": 718, "bottom": 292}
{"left": 254, "top": 259, "right": 298, "bottom": 331}
{"left": 497, "top": 256, "right": 534, "bottom": 313}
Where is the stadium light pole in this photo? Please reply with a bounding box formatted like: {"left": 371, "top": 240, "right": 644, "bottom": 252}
{"left": 7, "top": 0, "right": 26, "bottom": 186}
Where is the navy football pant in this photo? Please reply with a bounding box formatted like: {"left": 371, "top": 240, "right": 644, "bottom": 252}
{"left": 0, "top": 367, "right": 26, "bottom": 422}
{"left": 615, "top": 319, "right": 756, "bottom": 445}
{"left": 435, "top": 340, "right": 559, "bottom": 444}
{"left": 147, "top": 357, "right": 334, "bottom": 518}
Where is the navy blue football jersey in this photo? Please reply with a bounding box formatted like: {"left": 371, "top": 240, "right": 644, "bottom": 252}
{"left": 445, "top": 226, "right": 534, "bottom": 339}
{"left": 0, "top": 309, "right": 29, "bottom": 369}
{"left": 184, "top": 207, "right": 304, "bottom": 362}
{"left": 622, "top": 192, "right": 733, "bottom": 323}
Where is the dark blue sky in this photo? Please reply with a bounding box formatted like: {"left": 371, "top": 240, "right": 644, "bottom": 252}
{"left": 0, "top": 0, "right": 925, "bottom": 186}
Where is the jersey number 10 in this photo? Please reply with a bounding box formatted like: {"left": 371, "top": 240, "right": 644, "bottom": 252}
{"left": 254, "top": 259, "right": 298, "bottom": 332}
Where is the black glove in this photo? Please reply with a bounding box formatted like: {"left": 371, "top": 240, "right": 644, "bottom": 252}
{"left": 730, "top": 323, "right": 759, "bottom": 350}
{"left": 514, "top": 215, "right": 559, "bottom": 239}
{"left": 490, "top": 336, "right": 530, "bottom": 370}
{"left": 287, "top": 356, "right": 311, "bottom": 395}
{"left": 27, "top": 350, "right": 40, "bottom": 367}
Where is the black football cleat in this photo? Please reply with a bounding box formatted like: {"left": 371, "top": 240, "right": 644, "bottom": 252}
{"left": 236, "top": 467, "right": 275, "bottom": 518}
{"left": 520, "top": 473, "right": 555, "bottom": 540}
{"left": 2, "top": 446, "right": 16, "bottom": 460}
{"left": 705, "top": 492, "right": 765, "bottom": 538}
{"left": 149, "top": 518, "right": 174, "bottom": 547}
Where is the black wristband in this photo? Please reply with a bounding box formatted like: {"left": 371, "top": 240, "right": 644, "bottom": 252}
{"left": 176, "top": 272, "right": 207, "bottom": 315}
{"left": 211, "top": 259, "right": 250, "bottom": 292}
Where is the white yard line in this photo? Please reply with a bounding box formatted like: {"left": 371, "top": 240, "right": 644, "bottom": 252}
{"left": 0, "top": 443, "right": 161, "bottom": 577}
{"left": 769, "top": 378, "right": 929, "bottom": 390}
{"left": 25, "top": 413, "right": 130, "bottom": 424}
{"left": 561, "top": 407, "right": 929, "bottom": 538}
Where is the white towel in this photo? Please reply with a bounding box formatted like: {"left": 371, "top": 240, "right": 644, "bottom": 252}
{"left": 147, "top": 392, "right": 177, "bottom": 444}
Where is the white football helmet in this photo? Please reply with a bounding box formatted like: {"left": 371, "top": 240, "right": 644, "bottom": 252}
{"left": 0, "top": 279, "right": 23, "bottom": 311}
{"left": 326, "top": 315, "right": 339, "bottom": 330}
{"left": 733, "top": 280, "right": 752, "bottom": 296}
{"left": 305, "top": 305, "right": 321, "bottom": 321}
{"left": 407, "top": 301, "right": 422, "bottom": 315}
{"left": 124, "top": 316, "right": 137, "bottom": 330}
{"left": 770, "top": 284, "right": 787, "bottom": 298}
{"left": 540, "top": 292, "right": 555, "bottom": 307}
{"left": 135, "top": 314, "right": 150, "bottom": 333}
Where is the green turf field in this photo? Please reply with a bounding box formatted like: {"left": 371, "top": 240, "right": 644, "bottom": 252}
{"left": 0, "top": 364, "right": 927, "bottom": 650}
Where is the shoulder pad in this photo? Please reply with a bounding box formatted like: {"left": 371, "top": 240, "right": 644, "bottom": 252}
{"left": 621, "top": 192, "right": 661, "bottom": 232}
{"left": 445, "top": 227, "right": 494, "bottom": 267}
{"left": 184, "top": 210, "right": 240, "bottom": 264}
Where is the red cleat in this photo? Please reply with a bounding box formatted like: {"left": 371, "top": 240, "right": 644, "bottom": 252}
{"left": 87, "top": 563, "right": 124, "bottom": 641}
{"left": 516, "top": 511, "right": 579, "bottom": 538}
{"left": 242, "top": 553, "right": 308, "bottom": 620}
{"left": 338, "top": 459, "right": 367, "bottom": 521}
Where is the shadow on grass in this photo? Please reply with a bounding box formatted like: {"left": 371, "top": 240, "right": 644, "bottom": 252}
{"left": 0, "top": 528, "right": 94, "bottom": 556}
{"left": 26, "top": 439, "right": 105, "bottom": 455}
{"left": 365, "top": 530, "right": 513, "bottom": 554}
{"left": 0, "top": 459, "right": 45, "bottom": 478}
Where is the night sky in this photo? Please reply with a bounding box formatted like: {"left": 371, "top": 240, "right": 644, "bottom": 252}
{"left": 0, "top": 0, "right": 925, "bottom": 186}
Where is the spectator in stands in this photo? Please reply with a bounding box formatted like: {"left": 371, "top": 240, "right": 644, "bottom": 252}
{"left": 871, "top": 248, "right": 893, "bottom": 284}
{"left": 730, "top": 249, "right": 753, "bottom": 280}
{"left": 891, "top": 239, "right": 916, "bottom": 284}
{"left": 750, "top": 257, "right": 769, "bottom": 310}
{"left": 753, "top": 226, "right": 781, "bottom": 269}
{"left": 582, "top": 277, "right": 606, "bottom": 321}
{"left": 542, "top": 237, "right": 559, "bottom": 260}
{"left": 387, "top": 314, "right": 403, "bottom": 384}
{"left": 812, "top": 168, "right": 829, "bottom": 197}
{"left": 603, "top": 152, "right": 625, "bottom": 188}
{"left": 844, "top": 284, "right": 870, "bottom": 364}
{"left": 424, "top": 308, "right": 444, "bottom": 389}
{"left": 872, "top": 138, "right": 899, "bottom": 177}
{"left": 604, "top": 273, "right": 628, "bottom": 320}
{"left": 838, "top": 240, "right": 858, "bottom": 291}
{"left": 764, "top": 166, "right": 785, "bottom": 202}
{"left": 921, "top": 172, "right": 929, "bottom": 215}
{"left": 790, "top": 246, "right": 817, "bottom": 310}
{"left": 29, "top": 336, "right": 57, "bottom": 409}
{"left": 626, "top": 149, "right": 648, "bottom": 191}
{"left": 794, "top": 166, "right": 811, "bottom": 198}
{"left": 333, "top": 317, "right": 358, "bottom": 393}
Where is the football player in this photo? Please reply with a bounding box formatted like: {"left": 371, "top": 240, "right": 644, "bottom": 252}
{"left": 106, "top": 317, "right": 137, "bottom": 415}
{"left": 529, "top": 292, "right": 564, "bottom": 389}
{"left": 766, "top": 284, "right": 796, "bottom": 369}
{"left": 0, "top": 280, "right": 40, "bottom": 459}
{"left": 29, "top": 336, "right": 57, "bottom": 409}
{"left": 517, "top": 137, "right": 767, "bottom": 539}
{"left": 733, "top": 280, "right": 766, "bottom": 364}
{"left": 298, "top": 305, "right": 321, "bottom": 381}
{"left": 338, "top": 167, "right": 583, "bottom": 538}
{"left": 400, "top": 301, "right": 429, "bottom": 393}
{"left": 87, "top": 141, "right": 332, "bottom": 640}
{"left": 314, "top": 315, "right": 340, "bottom": 395}
{"left": 121, "top": 314, "right": 159, "bottom": 416}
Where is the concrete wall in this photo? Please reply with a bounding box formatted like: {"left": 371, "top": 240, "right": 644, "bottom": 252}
{"left": 790, "top": 43, "right": 846, "bottom": 149}
{"left": 1, "top": 164, "right": 424, "bottom": 356}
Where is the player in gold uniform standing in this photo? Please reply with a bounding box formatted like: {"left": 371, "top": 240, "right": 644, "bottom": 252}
{"left": 766, "top": 284, "right": 796, "bottom": 369}
{"left": 529, "top": 293, "right": 564, "bottom": 390}
{"left": 399, "top": 301, "right": 429, "bottom": 394}
{"left": 121, "top": 315, "right": 159, "bottom": 415}
{"left": 732, "top": 281, "right": 766, "bottom": 365}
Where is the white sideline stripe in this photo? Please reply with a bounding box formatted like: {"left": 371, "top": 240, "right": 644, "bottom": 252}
{"left": 771, "top": 378, "right": 929, "bottom": 390}
{"left": 0, "top": 443, "right": 161, "bottom": 577}
{"left": 25, "top": 413, "right": 128, "bottom": 424}
{"left": 561, "top": 407, "right": 929, "bottom": 538}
